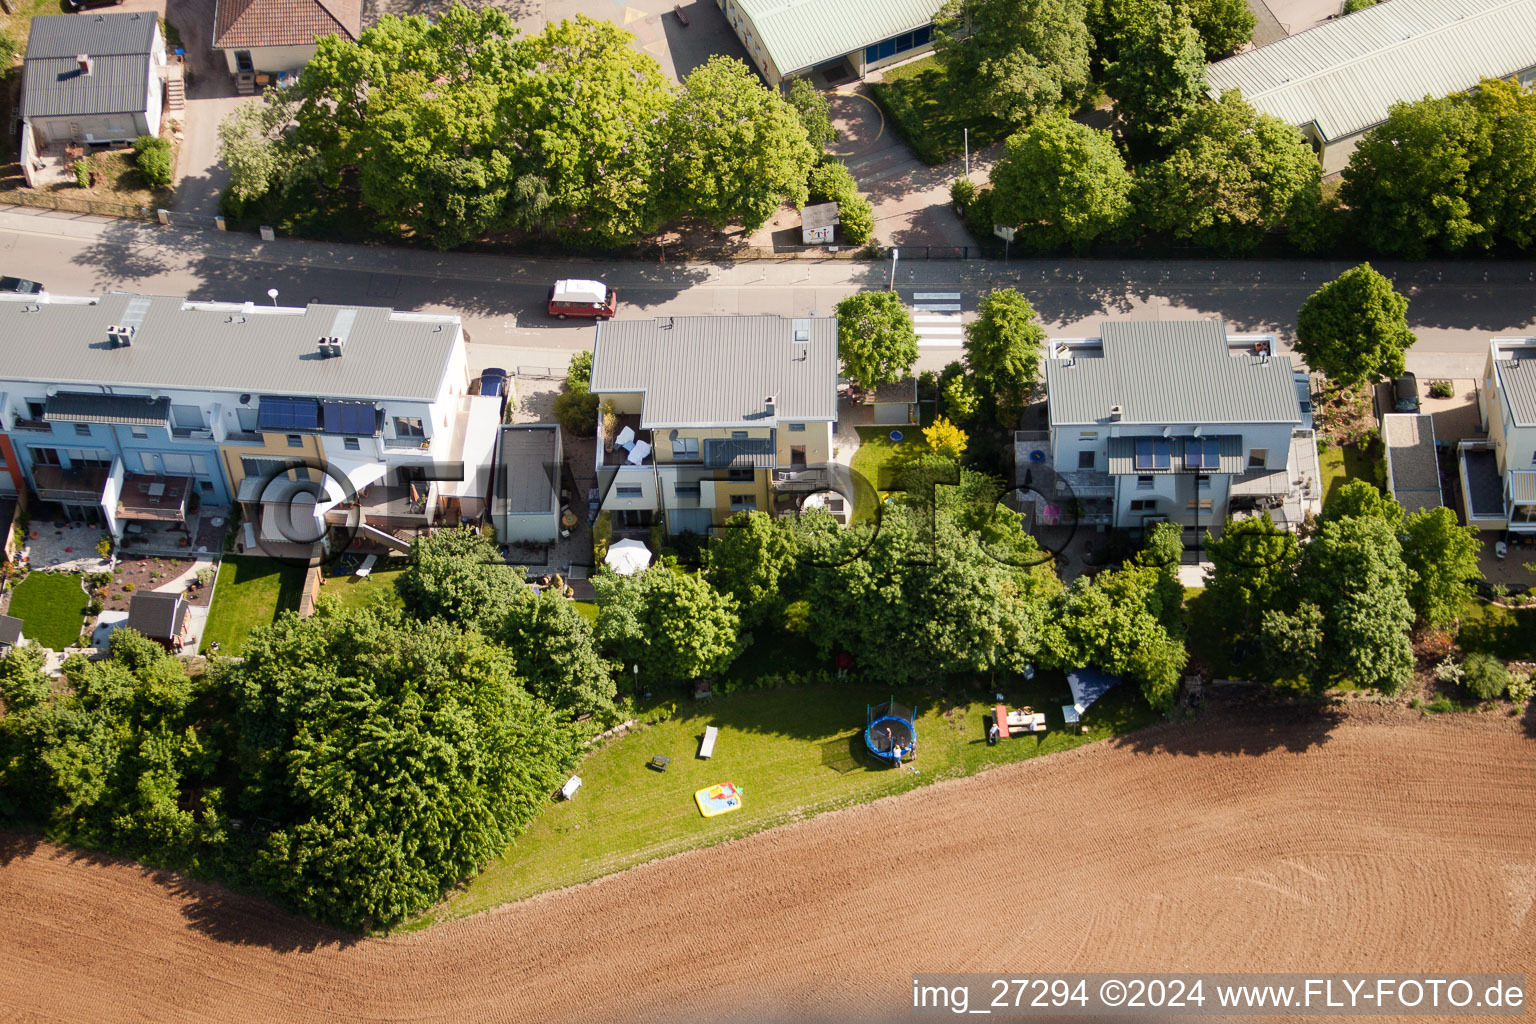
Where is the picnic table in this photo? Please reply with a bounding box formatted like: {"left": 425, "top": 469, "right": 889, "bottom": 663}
{"left": 995, "top": 703, "right": 1047, "bottom": 736}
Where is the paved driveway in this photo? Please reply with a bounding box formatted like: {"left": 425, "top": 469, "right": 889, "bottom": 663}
{"left": 165, "top": 0, "right": 254, "bottom": 218}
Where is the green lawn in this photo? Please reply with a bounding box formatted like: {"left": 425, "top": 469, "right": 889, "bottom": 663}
{"left": 413, "top": 675, "right": 1153, "bottom": 926}
{"left": 7, "top": 572, "right": 88, "bottom": 650}
{"left": 1456, "top": 599, "right": 1536, "bottom": 661}
{"left": 866, "top": 56, "right": 1013, "bottom": 165}
{"left": 849, "top": 424, "right": 927, "bottom": 521}
{"left": 572, "top": 600, "right": 599, "bottom": 623}
{"left": 201, "top": 557, "right": 307, "bottom": 655}
{"left": 316, "top": 563, "right": 408, "bottom": 614}
{"left": 1317, "top": 442, "right": 1383, "bottom": 507}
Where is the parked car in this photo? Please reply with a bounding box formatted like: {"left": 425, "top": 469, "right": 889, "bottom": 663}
{"left": 1294, "top": 370, "right": 1314, "bottom": 431}
{"left": 1393, "top": 371, "right": 1420, "bottom": 412}
{"left": 478, "top": 367, "right": 510, "bottom": 414}
{"left": 0, "top": 277, "right": 44, "bottom": 294}
{"left": 547, "top": 279, "right": 617, "bottom": 320}
{"left": 65, "top": 0, "right": 124, "bottom": 10}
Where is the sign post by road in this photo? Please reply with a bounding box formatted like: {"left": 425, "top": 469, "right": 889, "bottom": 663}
{"left": 889, "top": 246, "right": 899, "bottom": 290}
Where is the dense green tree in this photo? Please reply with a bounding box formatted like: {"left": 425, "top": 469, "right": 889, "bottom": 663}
{"left": 962, "top": 288, "right": 1045, "bottom": 425}
{"left": 1259, "top": 601, "right": 1325, "bottom": 682}
{"left": 1400, "top": 506, "right": 1483, "bottom": 630}
{"left": 1102, "top": 0, "right": 1208, "bottom": 147}
{"left": 941, "top": 369, "right": 981, "bottom": 423}
{"left": 231, "top": 608, "right": 577, "bottom": 929}
{"left": 835, "top": 291, "right": 920, "bottom": 389}
{"left": 397, "top": 527, "right": 523, "bottom": 630}
{"left": 1298, "top": 514, "right": 1415, "bottom": 693}
{"left": 1294, "top": 264, "right": 1417, "bottom": 389}
{"left": 988, "top": 114, "right": 1133, "bottom": 252}
{"left": 786, "top": 78, "right": 839, "bottom": 150}
{"left": 511, "top": 17, "right": 673, "bottom": 243}
{"left": 593, "top": 568, "right": 742, "bottom": 686}
{"left": 1338, "top": 95, "right": 1490, "bottom": 257}
{"left": 1140, "top": 90, "right": 1322, "bottom": 252}
{"left": 801, "top": 508, "right": 1058, "bottom": 683}
{"left": 933, "top": 0, "right": 1092, "bottom": 127}
{"left": 1202, "top": 512, "right": 1300, "bottom": 635}
{"left": 660, "top": 57, "right": 816, "bottom": 232}
{"left": 1320, "top": 478, "right": 1403, "bottom": 529}
{"left": 495, "top": 588, "right": 616, "bottom": 718}
{"left": 1186, "top": 0, "right": 1256, "bottom": 59}
{"left": 707, "top": 511, "right": 800, "bottom": 630}
{"left": 1466, "top": 79, "right": 1536, "bottom": 249}
{"left": 1041, "top": 565, "right": 1187, "bottom": 711}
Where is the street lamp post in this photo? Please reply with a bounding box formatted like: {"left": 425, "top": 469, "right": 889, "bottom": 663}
{"left": 889, "top": 247, "right": 898, "bottom": 290}
{"left": 964, "top": 127, "right": 969, "bottom": 178}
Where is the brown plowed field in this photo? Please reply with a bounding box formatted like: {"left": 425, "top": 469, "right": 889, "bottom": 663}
{"left": 3, "top": 703, "right": 1533, "bottom": 1024}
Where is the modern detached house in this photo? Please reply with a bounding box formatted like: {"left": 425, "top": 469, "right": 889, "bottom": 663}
{"left": 0, "top": 291, "right": 498, "bottom": 557}
{"left": 1024, "top": 321, "right": 1318, "bottom": 546}
{"left": 20, "top": 12, "right": 168, "bottom": 186}
{"left": 589, "top": 315, "right": 838, "bottom": 536}
{"left": 1460, "top": 337, "right": 1536, "bottom": 535}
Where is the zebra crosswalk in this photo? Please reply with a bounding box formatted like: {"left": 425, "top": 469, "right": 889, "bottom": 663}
{"left": 910, "top": 292, "right": 964, "bottom": 348}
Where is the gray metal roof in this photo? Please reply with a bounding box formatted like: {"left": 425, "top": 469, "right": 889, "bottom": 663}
{"left": 590, "top": 316, "right": 838, "bottom": 429}
{"left": 46, "top": 392, "right": 169, "bottom": 425}
{"left": 1382, "top": 413, "right": 1442, "bottom": 513}
{"left": 22, "top": 12, "right": 158, "bottom": 120}
{"left": 735, "top": 0, "right": 943, "bottom": 76}
{"left": 1046, "top": 321, "right": 1302, "bottom": 427}
{"left": 1205, "top": 0, "right": 1536, "bottom": 144}
{"left": 1512, "top": 471, "right": 1536, "bottom": 503}
{"left": 0, "top": 614, "right": 22, "bottom": 647}
{"left": 495, "top": 425, "right": 560, "bottom": 516}
{"left": 1496, "top": 357, "right": 1536, "bottom": 427}
{"left": 127, "top": 591, "right": 186, "bottom": 640}
{"left": 0, "top": 293, "right": 462, "bottom": 402}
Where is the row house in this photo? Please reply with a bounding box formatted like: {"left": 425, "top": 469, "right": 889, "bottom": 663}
{"left": 1024, "top": 320, "right": 1316, "bottom": 545}
{"left": 1461, "top": 337, "right": 1536, "bottom": 535}
{"left": 0, "top": 291, "right": 498, "bottom": 555}
{"left": 588, "top": 315, "right": 838, "bottom": 535}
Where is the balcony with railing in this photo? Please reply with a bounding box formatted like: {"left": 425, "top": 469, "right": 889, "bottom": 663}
{"left": 597, "top": 415, "right": 650, "bottom": 468}
{"left": 324, "top": 481, "right": 436, "bottom": 530}
{"left": 1014, "top": 432, "right": 1115, "bottom": 498}
{"left": 117, "top": 473, "right": 192, "bottom": 522}
{"left": 32, "top": 463, "right": 108, "bottom": 501}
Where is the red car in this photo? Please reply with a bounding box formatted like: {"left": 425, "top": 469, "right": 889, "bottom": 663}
{"left": 547, "top": 279, "right": 617, "bottom": 320}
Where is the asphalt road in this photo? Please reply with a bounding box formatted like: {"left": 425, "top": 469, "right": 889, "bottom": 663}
{"left": 3, "top": 207, "right": 1534, "bottom": 378}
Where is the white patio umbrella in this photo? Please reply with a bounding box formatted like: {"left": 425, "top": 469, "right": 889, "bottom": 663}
{"left": 604, "top": 538, "right": 653, "bottom": 576}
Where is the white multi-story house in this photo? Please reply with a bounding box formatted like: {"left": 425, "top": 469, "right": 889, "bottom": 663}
{"left": 1461, "top": 337, "right": 1536, "bottom": 534}
{"left": 0, "top": 291, "right": 499, "bottom": 555}
{"left": 589, "top": 315, "right": 838, "bottom": 536}
{"left": 1023, "top": 320, "right": 1316, "bottom": 544}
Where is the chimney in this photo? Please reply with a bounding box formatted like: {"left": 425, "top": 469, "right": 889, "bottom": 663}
{"left": 1109, "top": 404, "right": 1123, "bottom": 422}
{"left": 765, "top": 394, "right": 777, "bottom": 411}
{"left": 77, "top": 55, "right": 92, "bottom": 75}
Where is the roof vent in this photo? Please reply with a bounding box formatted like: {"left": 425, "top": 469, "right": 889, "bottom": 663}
{"left": 765, "top": 394, "right": 777, "bottom": 408}
{"left": 107, "top": 324, "right": 134, "bottom": 347}
{"left": 317, "top": 335, "right": 345, "bottom": 358}
{"left": 1109, "top": 404, "right": 1123, "bottom": 422}
{"left": 77, "top": 55, "right": 92, "bottom": 76}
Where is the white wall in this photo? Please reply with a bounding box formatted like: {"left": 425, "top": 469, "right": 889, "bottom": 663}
{"left": 602, "top": 465, "right": 658, "bottom": 511}
{"left": 220, "top": 43, "right": 320, "bottom": 75}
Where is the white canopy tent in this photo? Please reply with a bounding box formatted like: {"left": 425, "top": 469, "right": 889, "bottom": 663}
{"left": 604, "top": 537, "right": 652, "bottom": 576}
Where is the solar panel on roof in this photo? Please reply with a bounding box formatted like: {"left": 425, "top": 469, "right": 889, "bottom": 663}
{"left": 1135, "top": 438, "right": 1171, "bottom": 470}
{"left": 322, "top": 401, "right": 376, "bottom": 435}
{"left": 1185, "top": 437, "right": 1219, "bottom": 471}
{"left": 258, "top": 396, "right": 320, "bottom": 431}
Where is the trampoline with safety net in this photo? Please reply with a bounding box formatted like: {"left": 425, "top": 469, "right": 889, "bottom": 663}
{"left": 865, "top": 698, "right": 916, "bottom": 766}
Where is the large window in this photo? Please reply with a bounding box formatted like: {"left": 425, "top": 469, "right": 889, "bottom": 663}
{"left": 672, "top": 436, "right": 701, "bottom": 461}
{"left": 1077, "top": 450, "right": 1095, "bottom": 470}
{"left": 864, "top": 24, "right": 933, "bottom": 64}
{"left": 394, "top": 416, "right": 425, "bottom": 439}
{"left": 616, "top": 485, "right": 643, "bottom": 499}
{"left": 30, "top": 447, "right": 60, "bottom": 466}
{"left": 1248, "top": 448, "right": 1268, "bottom": 469}
{"left": 730, "top": 494, "right": 757, "bottom": 511}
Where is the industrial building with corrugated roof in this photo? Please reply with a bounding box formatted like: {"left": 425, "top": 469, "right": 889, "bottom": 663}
{"left": 1206, "top": 0, "right": 1536, "bottom": 173}
{"left": 720, "top": 0, "right": 943, "bottom": 88}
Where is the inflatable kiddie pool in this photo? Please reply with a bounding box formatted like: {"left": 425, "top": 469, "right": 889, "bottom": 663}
{"left": 694, "top": 782, "right": 742, "bottom": 817}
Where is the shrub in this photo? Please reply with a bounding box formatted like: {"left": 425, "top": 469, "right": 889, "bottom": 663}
{"left": 195, "top": 566, "right": 216, "bottom": 587}
{"left": 567, "top": 350, "right": 593, "bottom": 392}
{"left": 950, "top": 176, "right": 977, "bottom": 209}
{"left": 1461, "top": 652, "right": 1509, "bottom": 700}
{"left": 1343, "top": 0, "right": 1376, "bottom": 11}
{"left": 86, "top": 598, "right": 103, "bottom": 615}
{"left": 1424, "top": 696, "right": 1459, "bottom": 714}
{"left": 1428, "top": 380, "right": 1454, "bottom": 399}
{"left": 133, "top": 135, "right": 173, "bottom": 187}
{"left": 74, "top": 158, "right": 91, "bottom": 189}
{"left": 1433, "top": 656, "right": 1464, "bottom": 686}
{"left": 837, "top": 192, "right": 874, "bottom": 244}
{"left": 1507, "top": 668, "right": 1534, "bottom": 706}
{"left": 553, "top": 389, "right": 599, "bottom": 437}
{"left": 122, "top": 582, "right": 135, "bottom": 592}
{"left": 590, "top": 512, "right": 613, "bottom": 563}
{"left": 96, "top": 538, "right": 112, "bottom": 559}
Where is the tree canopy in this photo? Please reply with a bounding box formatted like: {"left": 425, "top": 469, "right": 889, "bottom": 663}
{"left": 397, "top": 527, "right": 522, "bottom": 631}
{"left": 1294, "top": 263, "right": 1416, "bottom": 388}
{"left": 593, "top": 567, "right": 742, "bottom": 686}
{"left": 495, "top": 588, "right": 617, "bottom": 718}
{"left": 231, "top": 607, "right": 578, "bottom": 929}
{"left": 660, "top": 57, "right": 816, "bottom": 232}
{"left": 989, "top": 114, "right": 1133, "bottom": 252}
{"left": 933, "top": 0, "right": 1093, "bottom": 127}
{"left": 963, "top": 288, "right": 1045, "bottom": 424}
{"left": 1297, "top": 514, "right": 1416, "bottom": 693}
{"left": 1400, "top": 506, "right": 1482, "bottom": 630}
{"left": 786, "top": 78, "right": 839, "bottom": 151}
{"left": 836, "top": 291, "right": 920, "bottom": 389}
{"left": 1140, "top": 90, "right": 1322, "bottom": 252}
{"left": 1102, "top": 0, "right": 1208, "bottom": 147}
{"left": 707, "top": 510, "right": 801, "bottom": 630}
{"left": 1042, "top": 565, "right": 1187, "bottom": 712}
